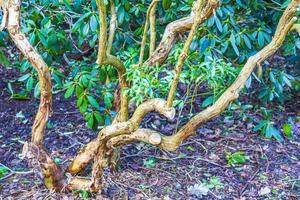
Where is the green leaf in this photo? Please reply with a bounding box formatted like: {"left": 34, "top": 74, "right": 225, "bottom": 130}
{"left": 7, "top": 82, "right": 14, "bottom": 95}
{"left": 214, "top": 15, "right": 223, "bottom": 32}
{"left": 230, "top": 33, "right": 239, "bottom": 56}
{"left": 82, "top": 23, "right": 90, "bottom": 36}
{"left": 266, "top": 124, "right": 284, "bottom": 142}
{"left": 79, "top": 98, "right": 88, "bottom": 113}
{"left": 34, "top": 82, "right": 40, "bottom": 98}
{"left": 87, "top": 114, "right": 94, "bottom": 129}
{"left": 162, "top": 0, "right": 172, "bottom": 10}
{"left": 90, "top": 15, "right": 98, "bottom": 32}
{"left": 72, "top": 12, "right": 92, "bottom": 32}
{"left": 75, "top": 85, "right": 84, "bottom": 97}
{"left": 201, "top": 96, "right": 214, "bottom": 108}
{"left": 26, "top": 77, "right": 34, "bottom": 91}
{"left": 94, "top": 112, "right": 104, "bottom": 125}
{"left": 282, "top": 123, "right": 293, "bottom": 139}
{"left": 104, "top": 93, "right": 113, "bottom": 108}
{"left": 37, "top": 31, "right": 48, "bottom": 47}
{"left": 64, "top": 84, "right": 75, "bottom": 98}
{"left": 243, "top": 35, "right": 252, "bottom": 49}
{"left": 254, "top": 120, "right": 267, "bottom": 131}
{"left": 77, "top": 95, "right": 84, "bottom": 107}
{"left": 87, "top": 95, "right": 100, "bottom": 110}
{"left": 143, "top": 157, "right": 157, "bottom": 168}
{"left": 18, "top": 74, "right": 31, "bottom": 82}
{"left": 258, "top": 32, "right": 264, "bottom": 47}
{"left": 0, "top": 50, "right": 10, "bottom": 66}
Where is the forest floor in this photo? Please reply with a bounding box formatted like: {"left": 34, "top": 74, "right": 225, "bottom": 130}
{"left": 0, "top": 66, "right": 300, "bottom": 200}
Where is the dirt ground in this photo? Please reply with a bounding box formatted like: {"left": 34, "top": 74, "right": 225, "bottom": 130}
{"left": 0, "top": 66, "right": 300, "bottom": 200}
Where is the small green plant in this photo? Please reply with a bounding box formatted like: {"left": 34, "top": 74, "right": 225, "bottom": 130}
{"left": 63, "top": 61, "right": 117, "bottom": 130}
{"left": 143, "top": 157, "right": 157, "bottom": 168}
{"left": 258, "top": 69, "right": 295, "bottom": 104}
{"left": 282, "top": 122, "right": 293, "bottom": 139}
{"left": 74, "top": 190, "right": 90, "bottom": 198}
{"left": 254, "top": 108, "right": 284, "bottom": 142}
{"left": 204, "top": 176, "right": 224, "bottom": 190}
{"left": 0, "top": 166, "right": 9, "bottom": 178}
{"left": 15, "top": 111, "right": 29, "bottom": 124}
{"left": 225, "top": 151, "right": 249, "bottom": 166}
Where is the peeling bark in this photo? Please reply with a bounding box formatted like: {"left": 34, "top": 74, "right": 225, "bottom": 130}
{"left": 5, "top": 0, "right": 64, "bottom": 191}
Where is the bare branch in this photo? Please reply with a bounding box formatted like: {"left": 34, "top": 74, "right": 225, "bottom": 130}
{"left": 149, "top": 0, "right": 159, "bottom": 55}
{"left": 6, "top": 0, "right": 52, "bottom": 145}
{"left": 138, "top": 0, "right": 160, "bottom": 66}
{"left": 96, "top": 0, "right": 108, "bottom": 64}
{"left": 4, "top": 0, "right": 66, "bottom": 191}
{"left": 96, "top": 0, "right": 129, "bottom": 121}
{"left": 107, "top": 0, "right": 117, "bottom": 54}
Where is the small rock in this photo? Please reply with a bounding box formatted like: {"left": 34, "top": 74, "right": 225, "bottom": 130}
{"left": 175, "top": 182, "right": 182, "bottom": 189}
{"left": 153, "top": 119, "right": 161, "bottom": 127}
{"left": 197, "top": 128, "right": 214, "bottom": 134}
{"left": 224, "top": 118, "right": 234, "bottom": 126}
{"left": 258, "top": 186, "right": 271, "bottom": 196}
{"left": 187, "top": 183, "right": 209, "bottom": 198}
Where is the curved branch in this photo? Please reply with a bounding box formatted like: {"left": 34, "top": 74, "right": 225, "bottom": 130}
{"left": 104, "top": 55, "right": 129, "bottom": 121}
{"left": 145, "top": 0, "right": 220, "bottom": 66}
{"left": 7, "top": 1, "right": 52, "bottom": 145}
{"left": 5, "top": 0, "right": 65, "bottom": 191}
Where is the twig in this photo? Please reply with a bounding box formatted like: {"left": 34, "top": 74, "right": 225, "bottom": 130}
{"left": 239, "top": 168, "right": 260, "bottom": 196}
{"left": 0, "top": 163, "right": 33, "bottom": 181}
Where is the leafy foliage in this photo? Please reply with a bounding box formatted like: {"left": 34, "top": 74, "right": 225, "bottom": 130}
{"left": 1, "top": 0, "right": 299, "bottom": 133}
{"left": 254, "top": 108, "right": 285, "bottom": 142}
{"left": 225, "top": 151, "right": 249, "bottom": 166}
